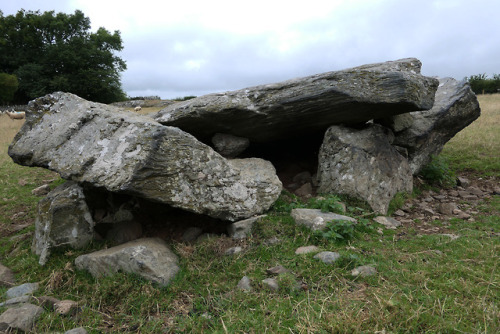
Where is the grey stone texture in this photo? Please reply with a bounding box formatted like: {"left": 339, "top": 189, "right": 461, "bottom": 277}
{"left": 8, "top": 92, "right": 282, "bottom": 221}
{"left": 75, "top": 238, "right": 179, "bottom": 287}
{"left": 317, "top": 124, "right": 413, "bottom": 214}
{"left": 32, "top": 181, "right": 94, "bottom": 265}
{"left": 393, "top": 77, "right": 481, "bottom": 174}
{"left": 291, "top": 209, "right": 357, "bottom": 231}
{"left": 153, "top": 58, "right": 438, "bottom": 143}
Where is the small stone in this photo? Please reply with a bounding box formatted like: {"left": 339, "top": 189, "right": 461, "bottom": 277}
{"left": 0, "top": 303, "right": 44, "bottom": 333}
{"left": 292, "top": 171, "right": 312, "bottom": 186}
{"left": 433, "top": 195, "right": 447, "bottom": 200}
{"left": 493, "top": 187, "right": 500, "bottom": 195}
{"left": 440, "top": 233, "right": 460, "bottom": 240}
{"left": 0, "top": 295, "right": 31, "bottom": 307}
{"left": 466, "top": 187, "right": 483, "bottom": 196}
{"left": 54, "top": 300, "right": 79, "bottom": 315}
{"left": 423, "top": 207, "right": 436, "bottom": 216}
{"left": 227, "top": 215, "right": 266, "bottom": 239}
{"left": 458, "top": 191, "right": 478, "bottom": 200}
{"left": 5, "top": 282, "right": 39, "bottom": 299}
{"left": 263, "top": 237, "right": 281, "bottom": 246}
{"left": 457, "top": 176, "right": 470, "bottom": 187}
{"left": 294, "top": 183, "right": 313, "bottom": 197}
{"left": 393, "top": 209, "right": 406, "bottom": 217}
{"left": 225, "top": 246, "right": 242, "bottom": 255}
{"left": 266, "top": 265, "right": 289, "bottom": 275}
{"left": 373, "top": 216, "right": 401, "bottom": 229}
{"left": 65, "top": 327, "right": 88, "bottom": 334}
{"left": 291, "top": 208, "right": 357, "bottom": 231}
{"left": 31, "top": 184, "right": 51, "bottom": 196}
{"left": 262, "top": 278, "right": 279, "bottom": 292}
{"left": 351, "top": 265, "right": 377, "bottom": 277}
{"left": 438, "top": 202, "right": 458, "bottom": 216}
{"left": 295, "top": 245, "right": 320, "bottom": 255}
{"left": 0, "top": 263, "right": 16, "bottom": 287}
{"left": 453, "top": 209, "right": 471, "bottom": 219}
{"left": 181, "top": 227, "right": 203, "bottom": 243}
{"left": 236, "top": 276, "right": 252, "bottom": 292}
{"left": 313, "top": 251, "right": 341, "bottom": 264}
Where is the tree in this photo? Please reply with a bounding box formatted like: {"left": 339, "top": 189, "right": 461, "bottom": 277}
{"left": 466, "top": 73, "right": 500, "bottom": 94}
{"left": 0, "top": 9, "right": 127, "bottom": 103}
{"left": 0, "top": 72, "right": 19, "bottom": 104}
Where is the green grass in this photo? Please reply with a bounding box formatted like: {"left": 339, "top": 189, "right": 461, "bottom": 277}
{"left": 0, "top": 95, "right": 499, "bottom": 333}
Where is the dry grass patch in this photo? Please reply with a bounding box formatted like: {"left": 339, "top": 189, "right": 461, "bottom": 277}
{"left": 442, "top": 93, "right": 500, "bottom": 174}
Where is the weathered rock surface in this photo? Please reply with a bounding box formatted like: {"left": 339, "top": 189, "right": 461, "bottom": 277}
{"left": 351, "top": 265, "right": 377, "bottom": 277}
{"left": 65, "top": 327, "right": 88, "bottom": 334}
{"left": 392, "top": 77, "right": 481, "bottom": 174}
{"left": 262, "top": 278, "right": 279, "bottom": 292}
{"left": 153, "top": 58, "right": 438, "bottom": 143}
{"left": 0, "top": 295, "right": 31, "bottom": 307}
{"left": 0, "top": 263, "right": 15, "bottom": 287}
{"left": 317, "top": 124, "right": 413, "bottom": 214}
{"left": 0, "top": 303, "right": 43, "bottom": 333}
{"left": 74, "top": 238, "right": 179, "bottom": 287}
{"left": 291, "top": 209, "right": 357, "bottom": 231}
{"left": 5, "top": 283, "right": 39, "bottom": 299}
{"left": 314, "top": 251, "right": 341, "bottom": 264}
{"left": 295, "top": 245, "right": 320, "bottom": 255}
{"left": 227, "top": 215, "right": 266, "bottom": 239}
{"left": 32, "top": 182, "right": 94, "bottom": 265}
{"left": 237, "top": 276, "right": 252, "bottom": 292}
{"left": 373, "top": 216, "right": 402, "bottom": 229}
{"left": 211, "top": 133, "right": 250, "bottom": 158}
{"left": 8, "top": 92, "right": 282, "bottom": 221}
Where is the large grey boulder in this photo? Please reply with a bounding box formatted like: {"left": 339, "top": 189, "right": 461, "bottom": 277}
{"left": 75, "top": 238, "right": 179, "bottom": 287}
{"left": 8, "top": 92, "right": 282, "bottom": 221}
{"left": 153, "top": 58, "right": 439, "bottom": 143}
{"left": 32, "top": 182, "right": 94, "bottom": 265}
{"left": 317, "top": 124, "right": 413, "bottom": 214}
{"left": 392, "top": 77, "right": 481, "bottom": 174}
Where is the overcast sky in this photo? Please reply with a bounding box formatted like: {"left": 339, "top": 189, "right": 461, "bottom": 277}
{"left": 2, "top": 0, "right": 499, "bottom": 99}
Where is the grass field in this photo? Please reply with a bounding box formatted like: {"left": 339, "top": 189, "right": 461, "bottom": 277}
{"left": 0, "top": 95, "right": 498, "bottom": 333}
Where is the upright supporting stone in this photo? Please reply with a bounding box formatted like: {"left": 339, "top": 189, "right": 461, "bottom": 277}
{"left": 317, "top": 124, "right": 412, "bottom": 214}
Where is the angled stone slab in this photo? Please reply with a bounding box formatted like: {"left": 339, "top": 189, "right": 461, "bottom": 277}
{"left": 75, "top": 238, "right": 179, "bottom": 287}
{"left": 153, "top": 58, "right": 438, "bottom": 143}
{"left": 8, "top": 92, "right": 282, "bottom": 221}
{"left": 392, "top": 77, "right": 481, "bottom": 174}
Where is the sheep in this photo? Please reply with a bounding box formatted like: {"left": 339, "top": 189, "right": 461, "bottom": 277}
{"left": 5, "top": 111, "right": 26, "bottom": 120}
{"left": 134, "top": 106, "right": 142, "bottom": 112}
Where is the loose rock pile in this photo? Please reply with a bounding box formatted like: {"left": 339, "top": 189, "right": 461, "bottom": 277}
{"left": 6, "top": 58, "right": 481, "bottom": 288}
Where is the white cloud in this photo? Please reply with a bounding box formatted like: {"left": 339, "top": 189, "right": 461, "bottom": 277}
{"left": 3, "top": 0, "right": 500, "bottom": 99}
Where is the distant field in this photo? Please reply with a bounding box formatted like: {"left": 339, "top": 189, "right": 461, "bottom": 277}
{"left": 441, "top": 93, "right": 500, "bottom": 174}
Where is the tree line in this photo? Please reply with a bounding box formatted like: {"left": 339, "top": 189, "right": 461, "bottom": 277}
{"left": 466, "top": 74, "right": 500, "bottom": 95}
{"left": 0, "top": 9, "right": 127, "bottom": 104}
